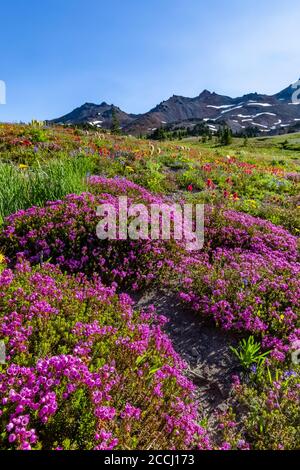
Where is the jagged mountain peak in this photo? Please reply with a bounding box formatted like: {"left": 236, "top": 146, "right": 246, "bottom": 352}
{"left": 50, "top": 101, "right": 137, "bottom": 129}
{"left": 50, "top": 79, "right": 300, "bottom": 135}
{"left": 274, "top": 79, "right": 300, "bottom": 101}
{"left": 199, "top": 89, "right": 213, "bottom": 97}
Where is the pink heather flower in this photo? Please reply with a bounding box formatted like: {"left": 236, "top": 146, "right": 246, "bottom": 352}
{"left": 120, "top": 403, "right": 141, "bottom": 420}
{"left": 96, "top": 429, "right": 112, "bottom": 441}
{"left": 237, "top": 439, "right": 250, "bottom": 450}
{"left": 95, "top": 406, "right": 116, "bottom": 420}
{"left": 220, "top": 442, "right": 231, "bottom": 450}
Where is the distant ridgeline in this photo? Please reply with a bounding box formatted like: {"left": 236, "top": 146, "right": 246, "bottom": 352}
{"left": 49, "top": 80, "right": 300, "bottom": 137}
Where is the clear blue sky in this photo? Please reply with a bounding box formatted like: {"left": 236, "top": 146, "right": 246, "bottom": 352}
{"left": 0, "top": 0, "right": 300, "bottom": 122}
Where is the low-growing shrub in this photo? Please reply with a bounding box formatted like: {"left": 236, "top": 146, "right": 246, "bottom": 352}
{"left": 2, "top": 183, "right": 299, "bottom": 357}
{"left": 0, "top": 182, "right": 182, "bottom": 289}
{"left": 0, "top": 263, "right": 210, "bottom": 450}
{"left": 176, "top": 210, "right": 300, "bottom": 360}
{"left": 87, "top": 176, "right": 160, "bottom": 202}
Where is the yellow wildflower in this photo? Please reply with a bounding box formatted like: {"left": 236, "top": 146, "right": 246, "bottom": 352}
{"left": 125, "top": 166, "right": 134, "bottom": 173}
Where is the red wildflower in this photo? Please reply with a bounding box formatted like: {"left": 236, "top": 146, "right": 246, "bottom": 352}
{"left": 187, "top": 184, "right": 193, "bottom": 192}
{"left": 203, "top": 164, "right": 212, "bottom": 172}
{"left": 21, "top": 140, "right": 32, "bottom": 147}
{"left": 206, "top": 179, "right": 215, "bottom": 189}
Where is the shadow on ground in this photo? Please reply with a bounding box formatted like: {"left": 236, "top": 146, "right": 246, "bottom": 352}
{"left": 135, "top": 290, "right": 241, "bottom": 425}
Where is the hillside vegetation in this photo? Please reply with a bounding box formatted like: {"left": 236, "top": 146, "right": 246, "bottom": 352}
{"left": 0, "top": 123, "right": 299, "bottom": 450}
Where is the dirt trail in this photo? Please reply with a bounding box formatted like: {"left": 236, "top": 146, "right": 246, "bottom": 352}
{"left": 135, "top": 291, "right": 240, "bottom": 424}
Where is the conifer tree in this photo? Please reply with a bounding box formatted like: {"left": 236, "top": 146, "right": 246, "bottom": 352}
{"left": 111, "top": 107, "right": 121, "bottom": 135}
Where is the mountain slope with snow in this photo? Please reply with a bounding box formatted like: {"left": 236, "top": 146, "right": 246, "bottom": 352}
{"left": 50, "top": 80, "right": 300, "bottom": 135}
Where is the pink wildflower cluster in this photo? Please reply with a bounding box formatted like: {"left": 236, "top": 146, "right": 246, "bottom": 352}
{"left": 177, "top": 209, "right": 300, "bottom": 359}
{"left": 1, "top": 185, "right": 180, "bottom": 289}
{"left": 1, "top": 177, "right": 299, "bottom": 450}
{"left": 0, "top": 263, "right": 210, "bottom": 450}
{"left": 1, "top": 180, "right": 299, "bottom": 359}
